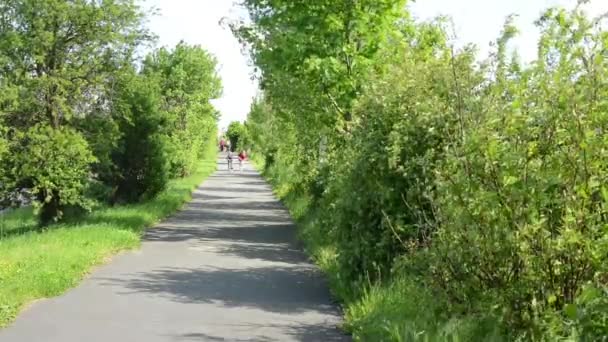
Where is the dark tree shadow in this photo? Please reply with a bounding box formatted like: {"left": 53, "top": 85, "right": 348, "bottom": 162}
{"left": 174, "top": 322, "right": 351, "bottom": 341}
{"left": 190, "top": 191, "right": 242, "bottom": 201}
{"left": 197, "top": 187, "right": 271, "bottom": 194}
{"left": 101, "top": 265, "right": 338, "bottom": 317}
{"left": 190, "top": 200, "right": 284, "bottom": 211}
{"left": 230, "top": 180, "right": 270, "bottom": 187}
{"left": 0, "top": 222, "right": 39, "bottom": 239}
{"left": 145, "top": 223, "right": 306, "bottom": 264}
{"left": 175, "top": 332, "right": 268, "bottom": 341}
{"left": 209, "top": 171, "right": 265, "bottom": 179}
{"left": 170, "top": 207, "right": 290, "bottom": 222}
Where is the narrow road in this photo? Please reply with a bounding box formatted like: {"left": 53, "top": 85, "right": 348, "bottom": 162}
{"left": 0, "top": 156, "right": 348, "bottom": 342}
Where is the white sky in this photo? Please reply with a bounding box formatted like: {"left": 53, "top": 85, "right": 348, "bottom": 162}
{"left": 410, "top": 0, "right": 608, "bottom": 62}
{"left": 145, "top": 0, "right": 256, "bottom": 133}
{"left": 145, "top": 0, "right": 608, "bottom": 130}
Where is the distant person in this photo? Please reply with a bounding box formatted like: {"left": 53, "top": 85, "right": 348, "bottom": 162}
{"left": 219, "top": 138, "right": 226, "bottom": 152}
{"left": 226, "top": 140, "right": 232, "bottom": 152}
{"left": 226, "top": 150, "right": 234, "bottom": 171}
{"left": 238, "top": 150, "right": 247, "bottom": 170}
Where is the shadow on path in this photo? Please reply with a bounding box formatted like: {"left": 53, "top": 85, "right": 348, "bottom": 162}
{"left": 175, "top": 322, "right": 348, "bottom": 341}
{"left": 101, "top": 265, "right": 337, "bottom": 316}
{"left": 0, "top": 157, "right": 349, "bottom": 342}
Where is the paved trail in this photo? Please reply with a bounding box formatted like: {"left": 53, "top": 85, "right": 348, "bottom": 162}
{"left": 0, "top": 156, "right": 348, "bottom": 342}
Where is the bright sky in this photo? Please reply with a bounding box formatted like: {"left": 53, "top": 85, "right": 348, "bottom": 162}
{"left": 145, "top": 0, "right": 256, "bottom": 133}
{"left": 145, "top": 0, "right": 608, "bottom": 129}
{"left": 409, "top": 0, "right": 608, "bottom": 62}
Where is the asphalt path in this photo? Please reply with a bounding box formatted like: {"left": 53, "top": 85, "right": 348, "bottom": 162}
{"left": 0, "top": 155, "right": 348, "bottom": 342}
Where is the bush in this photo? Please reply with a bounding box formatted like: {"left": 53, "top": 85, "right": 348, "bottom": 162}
{"left": 109, "top": 74, "right": 170, "bottom": 203}
{"left": 226, "top": 121, "right": 244, "bottom": 152}
{"left": 2, "top": 125, "right": 96, "bottom": 224}
{"left": 237, "top": 4, "right": 608, "bottom": 340}
{"left": 165, "top": 104, "right": 216, "bottom": 177}
{"left": 74, "top": 112, "right": 121, "bottom": 202}
{"left": 142, "top": 43, "right": 221, "bottom": 177}
{"left": 323, "top": 21, "right": 479, "bottom": 283}
{"left": 431, "top": 9, "right": 608, "bottom": 336}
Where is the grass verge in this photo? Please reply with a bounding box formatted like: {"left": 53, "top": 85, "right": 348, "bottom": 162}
{"left": 0, "top": 147, "right": 217, "bottom": 328}
{"left": 254, "top": 157, "right": 504, "bottom": 341}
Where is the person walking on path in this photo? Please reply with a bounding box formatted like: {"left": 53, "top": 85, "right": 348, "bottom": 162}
{"left": 219, "top": 138, "right": 226, "bottom": 152}
{"left": 226, "top": 150, "right": 234, "bottom": 171}
{"left": 238, "top": 150, "right": 247, "bottom": 171}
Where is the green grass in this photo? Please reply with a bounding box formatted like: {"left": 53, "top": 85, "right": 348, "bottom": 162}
{"left": 343, "top": 274, "right": 505, "bottom": 341}
{"left": 254, "top": 158, "right": 505, "bottom": 342}
{"left": 0, "top": 147, "right": 217, "bottom": 328}
{"left": 0, "top": 207, "right": 37, "bottom": 238}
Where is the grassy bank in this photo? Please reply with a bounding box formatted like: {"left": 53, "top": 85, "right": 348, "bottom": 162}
{"left": 253, "top": 156, "right": 504, "bottom": 341}
{"left": 0, "top": 146, "right": 217, "bottom": 328}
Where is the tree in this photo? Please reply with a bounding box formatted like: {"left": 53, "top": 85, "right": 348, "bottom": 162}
{"left": 236, "top": 0, "right": 406, "bottom": 126}
{"left": 142, "top": 42, "right": 222, "bottom": 177}
{"left": 0, "top": 0, "right": 148, "bottom": 223}
{"left": 232, "top": 0, "right": 407, "bottom": 198}
{"left": 2, "top": 125, "right": 96, "bottom": 224}
{"left": 226, "top": 121, "right": 244, "bottom": 152}
{"left": 109, "top": 71, "right": 170, "bottom": 203}
{"left": 239, "top": 3, "right": 608, "bottom": 338}
{"left": 0, "top": 0, "right": 149, "bottom": 129}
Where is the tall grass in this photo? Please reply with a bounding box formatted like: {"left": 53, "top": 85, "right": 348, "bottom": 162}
{"left": 0, "top": 144, "right": 217, "bottom": 328}
{"left": 0, "top": 208, "right": 37, "bottom": 239}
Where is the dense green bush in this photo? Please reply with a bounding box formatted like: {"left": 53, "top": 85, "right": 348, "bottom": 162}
{"left": 108, "top": 73, "right": 170, "bottom": 203}
{"left": 2, "top": 125, "right": 96, "bottom": 224}
{"left": 0, "top": 0, "right": 148, "bottom": 222}
{"left": 0, "top": 2, "right": 221, "bottom": 223}
{"left": 142, "top": 42, "right": 221, "bottom": 177}
{"left": 226, "top": 121, "right": 245, "bottom": 151}
{"left": 236, "top": 1, "right": 608, "bottom": 339}
{"left": 430, "top": 9, "right": 608, "bottom": 337}
{"left": 0, "top": 126, "right": 7, "bottom": 164}
{"left": 325, "top": 21, "right": 482, "bottom": 282}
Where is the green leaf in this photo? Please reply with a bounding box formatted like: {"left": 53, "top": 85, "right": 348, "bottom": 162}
{"left": 564, "top": 303, "right": 577, "bottom": 319}
{"left": 548, "top": 295, "right": 557, "bottom": 305}
{"left": 503, "top": 176, "right": 518, "bottom": 186}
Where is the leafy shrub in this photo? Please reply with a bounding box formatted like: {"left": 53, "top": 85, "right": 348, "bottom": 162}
{"left": 226, "top": 121, "right": 244, "bottom": 152}
{"left": 165, "top": 103, "right": 216, "bottom": 177}
{"left": 109, "top": 73, "right": 170, "bottom": 203}
{"left": 431, "top": 8, "right": 608, "bottom": 335}
{"left": 323, "top": 21, "right": 481, "bottom": 282}
{"left": 236, "top": 2, "right": 608, "bottom": 339}
{"left": 74, "top": 112, "right": 121, "bottom": 202}
{"left": 142, "top": 42, "right": 221, "bottom": 177}
{"left": 2, "top": 125, "right": 96, "bottom": 224}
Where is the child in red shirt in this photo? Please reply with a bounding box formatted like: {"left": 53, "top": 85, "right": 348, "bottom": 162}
{"left": 238, "top": 151, "right": 247, "bottom": 170}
